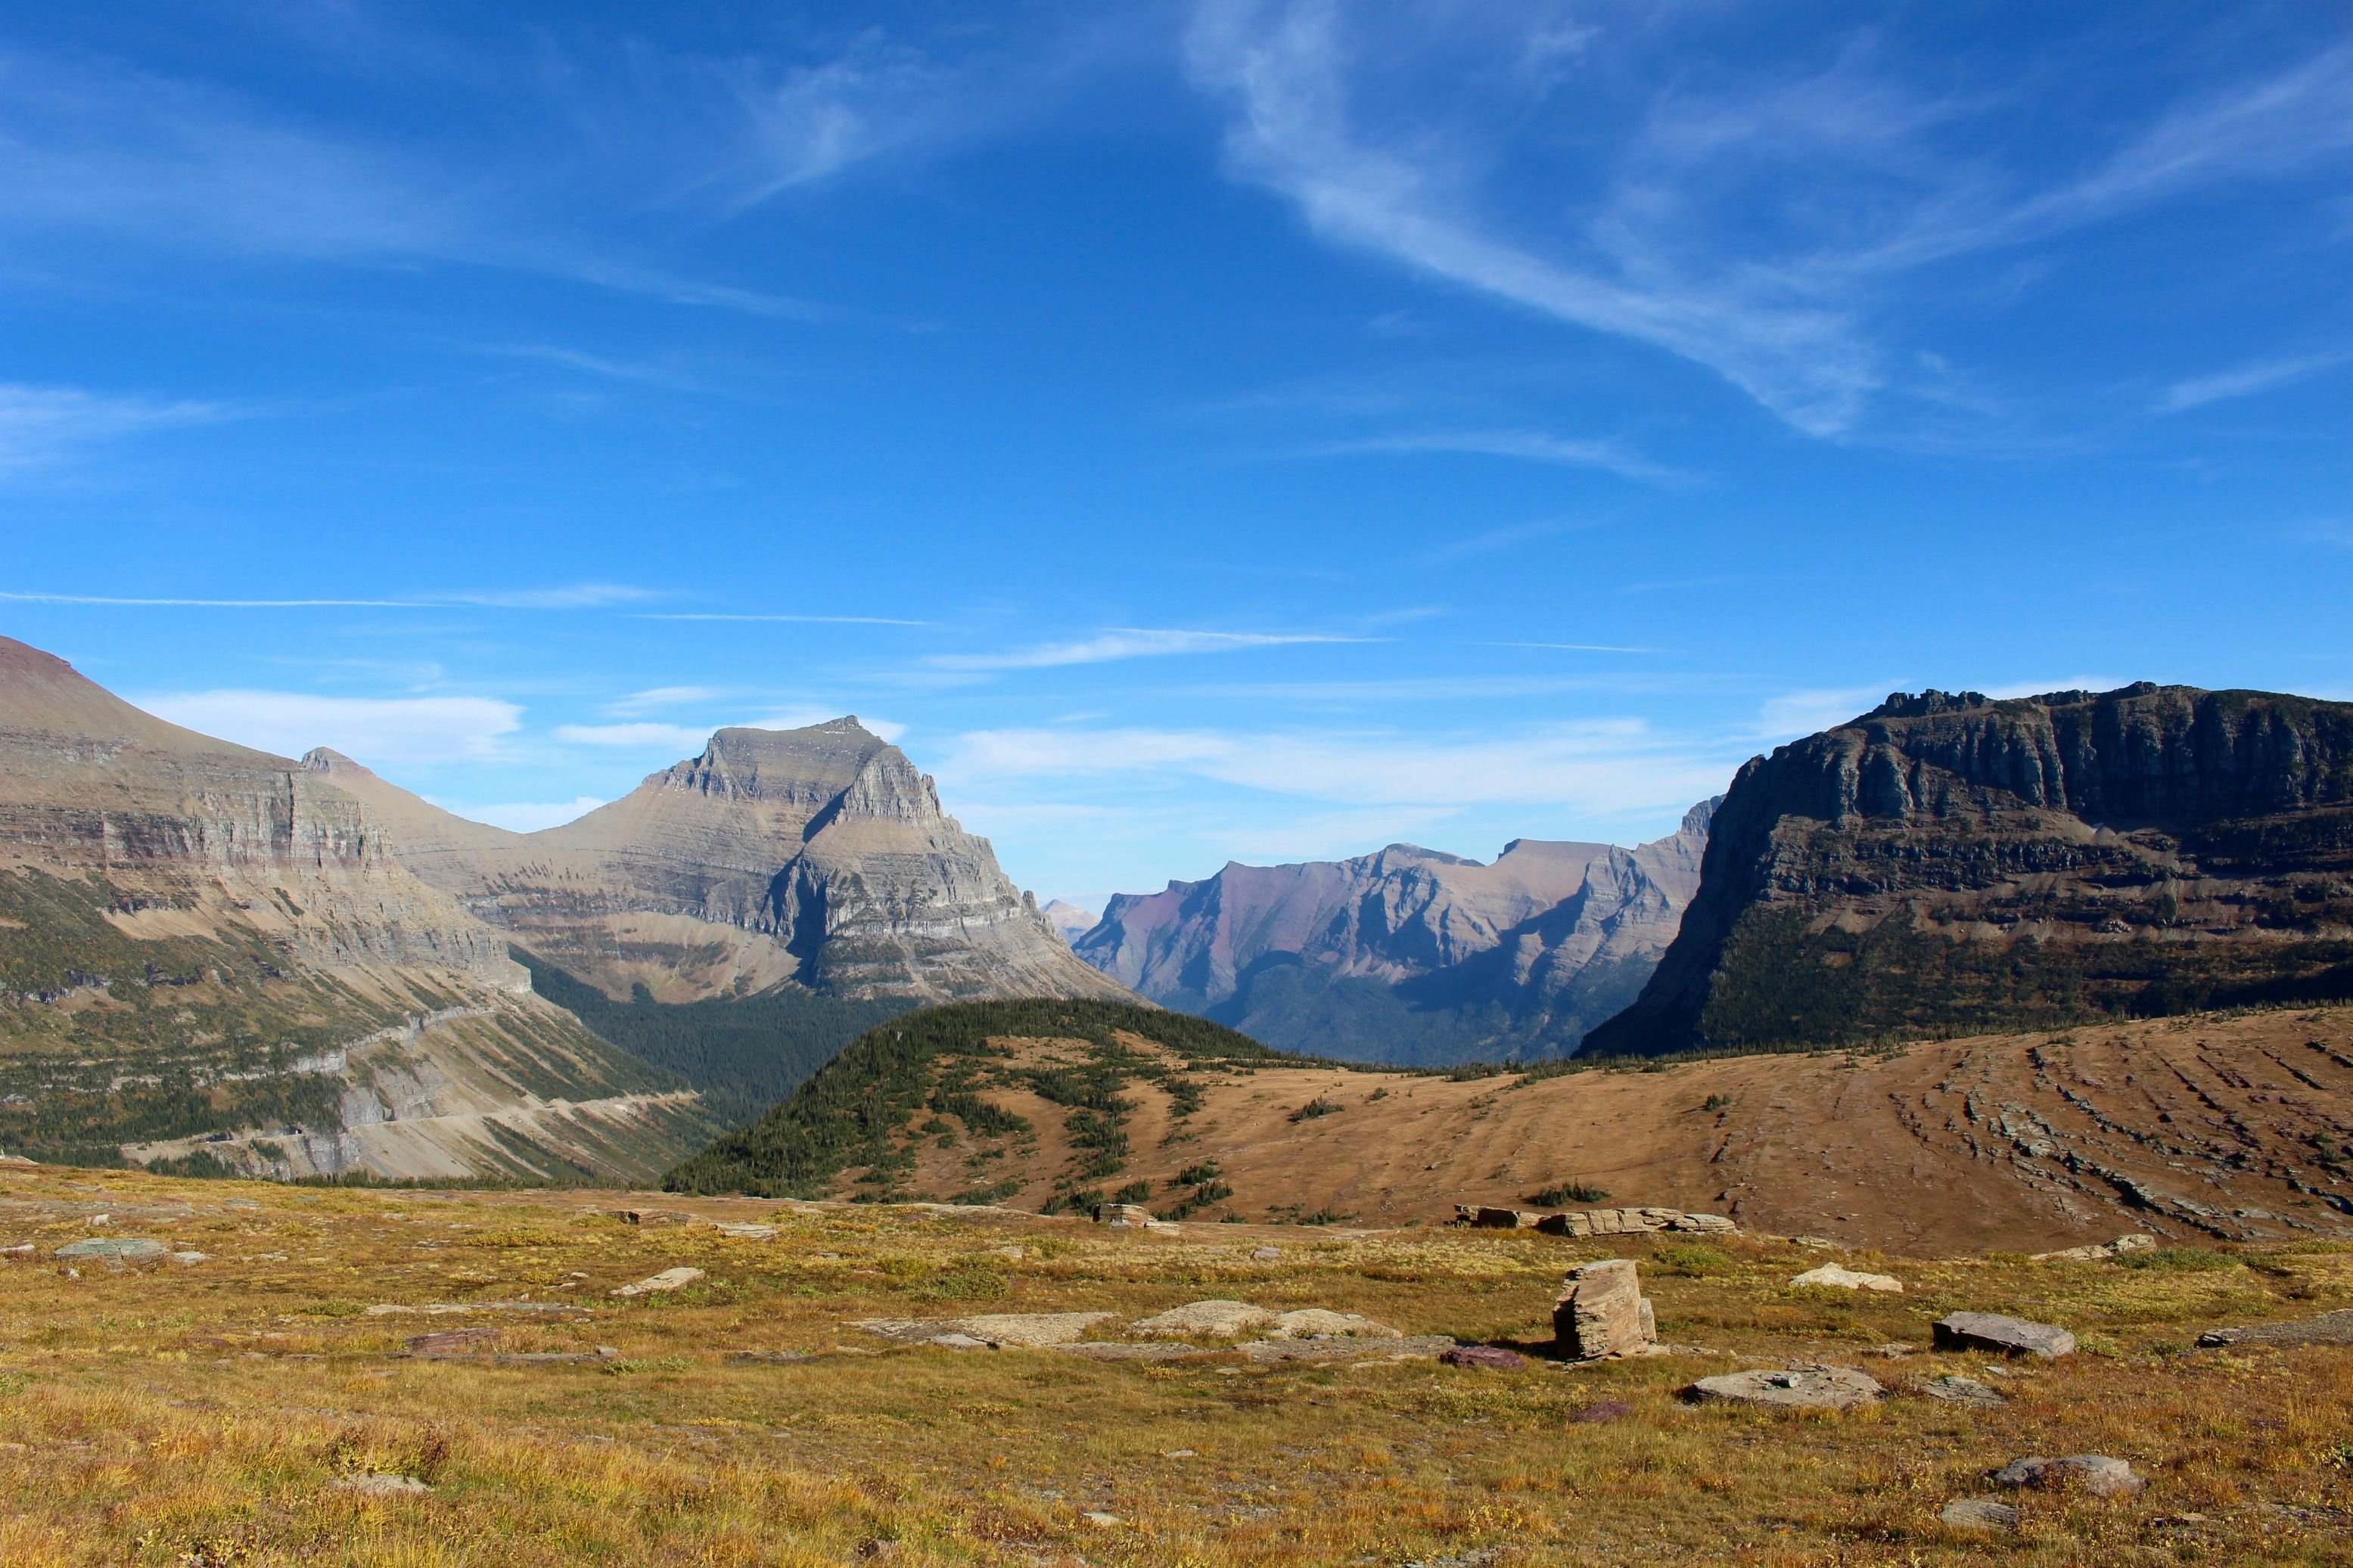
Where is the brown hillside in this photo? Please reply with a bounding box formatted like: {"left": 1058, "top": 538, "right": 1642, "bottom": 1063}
{"left": 849, "top": 1006, "right": 2353, "bottom": 1256}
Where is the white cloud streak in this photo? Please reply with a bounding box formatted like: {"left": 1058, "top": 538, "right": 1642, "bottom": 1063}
{"left": 2157, "top": 351, "right": 2351, "bottom": 413}
{"left": 0, "top": 383, "right": 225, "bottom": 471}
{"left": 2, "top": 585, "right": 657, "bottom": 610}
{"left": 551, "top": 722, "right": 715, "bottom": 751}
{"left": 634, "top": 613, "right": 936, "bottom": 626}
{"left": 933, "top": 628, "right": 1366, "bottom": 672}
{"left": 1302, "top": 429, "right": 1681, "bottom": 483}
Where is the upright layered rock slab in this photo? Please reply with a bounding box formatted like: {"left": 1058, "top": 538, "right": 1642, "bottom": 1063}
{"left": 1553, "top": 1259, "right": 1655, "bottom": 1360}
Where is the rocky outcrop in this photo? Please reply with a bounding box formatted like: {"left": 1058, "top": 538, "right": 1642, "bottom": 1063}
{"left": 1586, "top": 685, "right": 2353, "bottom": 1057}
{"left": 0, "top": 636, "right": 715, "bottom": 1179}
{"left": 309, "top": 724, "right": 1133, "bottom": 1006}
{"left": 1071, "top": 801, "right": 1716, "bottom": 1062}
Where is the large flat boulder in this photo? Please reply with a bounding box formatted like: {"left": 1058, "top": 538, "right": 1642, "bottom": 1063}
{"left": 1934, "top": 1312, "right": 2075, "bottom": 1359}
{"left": 1689, "top": 1366, "right": 1885, "bottom": 1411}
{"left": 1131, "top": 1300, "right": 1276, "bottom": 1338}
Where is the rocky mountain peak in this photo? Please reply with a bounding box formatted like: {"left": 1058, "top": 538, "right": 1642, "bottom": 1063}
{"left": 658, "top": 721, "right": 887, "bottom": 807}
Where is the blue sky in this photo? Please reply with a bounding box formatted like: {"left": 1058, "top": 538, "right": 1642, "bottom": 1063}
{"left": 4, "top": 1, "right": 2349, "bottom": 908}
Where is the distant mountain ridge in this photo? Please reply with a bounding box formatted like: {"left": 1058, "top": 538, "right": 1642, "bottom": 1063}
{"left": 1071, "top": 802, "right": 1717, "bottom": 1063}
{"left": 307, "top": 721, "right": 1133, "bottom": 1008}
{"left": 0, "top": 635, "right": 716, "bottom": 1180}
{"left": 1587, "top": 683, "right": 2353, "bottom": 1057}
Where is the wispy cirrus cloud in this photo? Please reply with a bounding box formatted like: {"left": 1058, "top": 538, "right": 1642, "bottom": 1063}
{"left": 1183, "top": 0, "right": 1881, "bottom": 435}
{"left": 2, "top": 584, "right": 657, "bottom": 610}
{"left": 552, "top": 721, "right": 713, "bottom": 751}
{"left": 1183, "top": 4, "right": 2353, "bottom": 438}
{"left": 634, "top": 613, "right": 936, "bottom": 626}
{"left": 2157, "top": 351, "right": 2351, "bottom": 414}
{"left": 1300, "top": 429, "right": 1681, "bottom": 483}
{"left": 134, "top": 690, "right": 522, "bottom": 765}
{"left": 931, "top": 628, "right": 1368, "bottom": 672}
{"left": 605, "top": 685, "right": 723, "bottom": 717}
{"left": 940, "top": 719, "right": 1733, "bottom": 815}
{"left": 1752, "top": 685, "right": 1899, "bottom": 740}
{"left": 0, "top": 383, "right": 225, "bottom": 472}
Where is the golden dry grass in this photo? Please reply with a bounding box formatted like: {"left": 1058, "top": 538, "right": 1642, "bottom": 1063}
{"left": 2, "top": 1166, "right": 2351, "bottom": 1564}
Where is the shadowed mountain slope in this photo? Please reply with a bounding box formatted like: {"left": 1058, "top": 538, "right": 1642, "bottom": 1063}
{"left": 1587, "top": 684, "right": 2353, "bottom": 1058}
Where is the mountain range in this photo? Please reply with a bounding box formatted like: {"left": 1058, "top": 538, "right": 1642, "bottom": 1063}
{"left": 1068, "top": 803, "right": 1715, "bottom": 1063}
{"left": 0, "top": 638, "right": 1128, "bottom": 1180}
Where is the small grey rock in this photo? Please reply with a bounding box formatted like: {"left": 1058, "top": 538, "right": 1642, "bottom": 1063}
{"left": 926, "top": 1332, "right": 993, "bottom": 1352}
{"left": 1940, "top": 1497, "right": 2019, "bottom": 1531}
{"left": 1919, "top": 1374, "right": 2006, "bottom": 1408}
{"left": 1993, "top": 1455, "right": 2143, "bottom": 1497}
{"left": 1934, "top": 1311, "right": 2076, "bottom": 1359}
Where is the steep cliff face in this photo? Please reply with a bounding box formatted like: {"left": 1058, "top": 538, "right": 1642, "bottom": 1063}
{"left": 1071, "top": 803, "right": 1714, "bottom": 1063}
{"left": 0, "top": 636, "right": 716, "bottom": 1178}
{"left": 313, "top": 722, "right": 1134, "bottom": 1006}
{"left": 1586, "top": 684, "right": 2353, "bottom": 1057}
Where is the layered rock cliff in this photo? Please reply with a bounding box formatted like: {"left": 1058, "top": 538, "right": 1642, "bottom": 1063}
{"left": 1585, "top": 684, "right": 2353, "bottom": 1057}
{"left": 1071, "top": 803, "right": 1715, "bottom": 1063}
{"left": 0, "top": 636, "right": 716, "bottom": 1178}
{"left": 310, "top": 722, "right": 1134, "bottom": 1007}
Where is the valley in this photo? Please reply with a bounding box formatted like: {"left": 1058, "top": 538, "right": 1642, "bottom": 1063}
{"left": 670, "top": 998, "right": 2353, "bottom": 1256}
